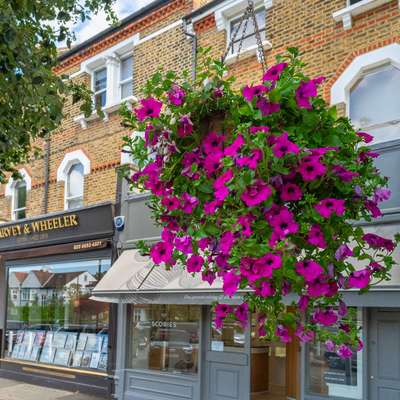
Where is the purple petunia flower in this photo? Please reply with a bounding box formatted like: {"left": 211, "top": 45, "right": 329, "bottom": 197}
{"left": 135, "top": 97, "right": 163, "bottom": 121}
{"left": 150, "top": 241, "right": 174, "bottom": 264}
{"left": 315, "top": 198, "right": 345, "bottom": 218}
{"left": 296, "top": 260, "right": 324, "bottom": 282}
{"left": 362, "top": 233, "right": 394, "bottom": 252}
{"left": 177, "top": 115, "right": 193, "bottom": 137}
{"left": 295, "top": 76, "right": 325, "bottom": 109}
{"left": 242, "top": 84, "right": 267, "bottom": 101}
{"left": 272, "top": 132, "right": 300, "bottom": 158}
{"left": 187, "top": 254, "right": 204, "bottom": 273}
{"left": 263, "top": 62, "right": 287, "bottom": 82}
{"left": 335, "top": 244, "right": 353, "bottom": 260}
{"left": 280, "top": 183, "right": 302, "bottom": 201}
{"left": 241, "top": 179, "right": 272, "bottom": 207}
{"left": 298, "top": 156, "right": 327, "bottom": 181}
{"left": 168, "top": 84, "right": 186, "bottom": 106}
{"left": 356, "top": 131, "right": 373, "bottom": 143}
{"left": 347, "top": 268, "right": 371, "bottom": 289}
{"left": 256, "top": 97, "right": 281, "bottom": 116}
{"left": 307, "top": 224, "right": 327, "bottom": 249}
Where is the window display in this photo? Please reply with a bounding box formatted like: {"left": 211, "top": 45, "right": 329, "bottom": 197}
{"left": 129, "top": 305, "right": 200, "bottom": 374}
{"left": 5, "top": 258, "right": 110, "bottom": 372}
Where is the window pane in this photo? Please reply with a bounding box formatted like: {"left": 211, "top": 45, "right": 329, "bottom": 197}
{"left": 67, "top": 163, "right": 84, "bottom": 199}
{"left": 211, "top": 313, "right": 245, "bottom": 351}
{"left": 306, "top": 310, "right": 363, "bottom": 399}
{"left": 94, "top": 68, "right": 107, "bottom": 92}
{"left": 16, "top": 209, "right": 26, "bottom": 220}
{"left": 94, "top": 91, "right": 106, "bottom": 108}
{"left": 120, "top": 56, "right": 133, "bottom": 82}
{"left": 121, "top": 81, "right": 132, "bottom": 99}
{"left": 15, "top": 182, "right": 27, "bottom": 210}
{"left": 129, "top": 305, "right": 200, "bottom": 374}
{"left": 232, "top": 30, "right": 265, "bottom": 54}
{"left": 5, "top": 259, "right": 111, "bottom": 371}
{"left": 67, "top": 197, "right": 83, "bottom": 210}
{"left": 350, "top": 65, "right": 400, "bottom": 131}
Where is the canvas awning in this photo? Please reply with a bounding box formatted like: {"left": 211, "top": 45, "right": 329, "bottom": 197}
{"left": 90, "top": 249, "right": 242, "bottom": 305}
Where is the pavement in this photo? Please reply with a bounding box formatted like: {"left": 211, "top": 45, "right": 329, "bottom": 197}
{"left": 0, "top": 378, "right": 102, "bottom": 400}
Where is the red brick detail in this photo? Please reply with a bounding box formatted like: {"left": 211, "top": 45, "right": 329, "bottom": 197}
{"left": 194, "top": 14, "right": 216, "bottom": 33}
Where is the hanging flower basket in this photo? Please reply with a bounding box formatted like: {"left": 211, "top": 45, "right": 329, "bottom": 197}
{"left": 121, "top": 48, "right": 399, "bottom": 358}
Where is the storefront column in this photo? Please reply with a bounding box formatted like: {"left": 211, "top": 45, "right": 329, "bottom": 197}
{"left": 114, "top": 302, "right": 127, "bottom": 400}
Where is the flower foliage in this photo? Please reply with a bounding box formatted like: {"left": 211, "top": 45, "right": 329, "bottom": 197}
{"left": 121, "top": 48, "right": 399, "bottom": 358}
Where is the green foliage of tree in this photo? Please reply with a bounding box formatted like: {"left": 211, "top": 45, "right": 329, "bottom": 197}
{"left": 0, "top": 0, "right": 116, "bottom": 182}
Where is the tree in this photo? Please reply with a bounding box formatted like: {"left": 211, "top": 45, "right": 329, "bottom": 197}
{"left": 0, "top": 0, "right": 116, "bottom": 182}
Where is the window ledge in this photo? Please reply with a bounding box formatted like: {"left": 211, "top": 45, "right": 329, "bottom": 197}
{"left": 73, "top": 96, "right": 137, "bottom": 129}
{"left": 224, "top": 40, "right": 272, "bottom": 65}
{"left": 332, "top": 0, "right": 398, "bottom": 30}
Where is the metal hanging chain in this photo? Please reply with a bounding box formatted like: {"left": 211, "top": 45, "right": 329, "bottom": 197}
{"left": 221, "top": 0, "right": 267, "bottom": 73}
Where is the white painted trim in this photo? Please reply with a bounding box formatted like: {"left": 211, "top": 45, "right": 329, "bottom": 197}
{"left": 331, "top": 43, "right": 400, "bottom": 106}
{"left": 56, "top": 150, "right": 91, "bottom": 182}
{"left": 215, "top": 0, "right": 272, "bottom": 32}
{"left": 5, "top": 168, "right": 32, "bottom": 197}
{"left": 332, "top": 0, "right": 398, "bottom": 30}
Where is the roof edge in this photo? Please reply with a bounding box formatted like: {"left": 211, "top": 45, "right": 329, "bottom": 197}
{"left": 183, "top": 0, "right": 223, "bottom": 21}
{"left": 58, "top": 0, "right": 174, "bottom": 62}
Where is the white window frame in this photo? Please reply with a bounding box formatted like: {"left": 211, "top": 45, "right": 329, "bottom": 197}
{"left": 92, "top": 66, "right": 107, "bottom": 109}
{"left": 56, "top": 150, "right": 91, "bottom": 210}
{"left": 333, "top": 0, "right": 399, "bottom": 30}
{"left": 5, "top": 168, "right": 32, "bottom": 221}
{"left": 65, "top": 162, "right": 85, "bottom": 210}
{"left": 119, "top": 53, "right": 133, "bottom": 101}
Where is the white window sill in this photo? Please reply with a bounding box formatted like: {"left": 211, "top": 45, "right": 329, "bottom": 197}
{"left": 225, "top": 40, "right": 272, "bottom": 65}
{"left": 73, "top": 95, "right": 137, "bottom": 129}
{"left": 332, "top": 0, "right": 398, "bottom": 30}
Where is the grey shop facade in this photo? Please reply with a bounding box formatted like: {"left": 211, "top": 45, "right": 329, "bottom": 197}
{"left": 0, "top": 203, "right": 115, "bottom": 397}
{"left": 90, "top": 181, "right": 400, "bottom": 400}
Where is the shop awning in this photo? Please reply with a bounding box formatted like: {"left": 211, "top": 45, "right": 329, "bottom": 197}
{"left": 90, "top": 249, "right": 240, "bottom": 305}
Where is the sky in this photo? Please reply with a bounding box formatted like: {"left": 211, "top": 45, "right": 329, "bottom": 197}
{"left": 71, "top": 0, "right": 155, "bottom": 44}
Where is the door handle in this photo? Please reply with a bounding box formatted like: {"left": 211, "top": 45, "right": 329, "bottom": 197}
{"left": 370, "top": 376, "right": 374, "bottom": 380}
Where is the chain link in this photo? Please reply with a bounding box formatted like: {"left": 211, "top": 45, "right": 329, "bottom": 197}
{"left": 221, "top": 0, "right": 267, "bottom": 73}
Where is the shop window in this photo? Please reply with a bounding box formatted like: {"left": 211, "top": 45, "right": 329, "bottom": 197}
{"left": 5, "top": 258, "right": 110, "bottom": 372}
{"left": 65, "top": 163, "right": 84, "bottom": 210}
{"left": 228, "top": 7, "right": 266, "bottom": 55}
{"left": 93, "top": 67, "right": 107, "bottom": 108}
{"left": 120, "top": 55, "right": 133, "bottom": 100}
{"left": 128, "top": 304, "right": 200, "bottom": 375}
{"left": 12, "top": 180, "right": 27, "bottom": 220}
{"left": 305, "top": 309, "right": 363, "bottom": 399}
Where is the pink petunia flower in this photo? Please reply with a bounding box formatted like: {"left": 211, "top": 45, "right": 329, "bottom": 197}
{"left": 241, "top": 179, "right": 273, "bottom": 207}
{"left": 242, "top": 85, "right": 267, "bottom": 101}
{"left": 272, "top": 132, "right": 300, "bottom": 158}
{"left": 298, "top": 156, "right": 327, "bottom": 181}
{"left": 332, "top": 165, "right": 359, "bottom": 182}
{"left": 181, "top": 193, "right": 199, "bottom": 214}
{"left": 263, "top": 62, "right": 287, "bottom": 82}
{"left": 280, "top": 183, "right": 302, "bottom": 201}
{"left": 202, "top": 270, "right": 216, "bottom": 285}
{"left": 256, "top": 97, "right": 281, "bottom": 116}
{"left": 150, "top": 241, "right": 174, "bottom": 264}
{"left": 335, "top": 244, "right": 353, "bottom": 260}
{"left": 174, "top": 236, "right": 193, "bottom": 255}
{"left": 236, "top": 149, "right": 263, "bottom": 170}
{"left": 255, "top": 281, "right": 276, "bottom": 297}
{"left": 347, "top": 268, "right": 371, "bottom": 289}
{"left": 214, "top": 304, "right": 233, "bottom": 328}
{"left": 249, "top": 125, "right": 270, "bottom": 134}
{"left": 325, "top": 339, "right": 335, "bottom": 352}
{"left": 296, "top": 260, "right": 324, "bottom": 282}
{"left": 295, "top": 76, "right": 325, "bottom": 109}
{"left": 373, "top": 188, "right": 391, "bottom": 203}
{"left": 204, "top": 199, "right": 223, "bottom": 214}
{"left": 276, "top": 325, "right": 292, "bottom": 343}
{"left": 204, "top": 153, "right": 223, "bottom": 176}
{"left": 168, "top": 85, "right": 186, "bottom": 106}
{"left": 234, "top": 303, "right": 249, "bottom": 328}
{"left": 135, "top": 97, "right": 163, "bottom": 121}
{"left": 364, "top": 199, "right": 382, "bottom": 218}
{"left": 177, "top": 115, "right": 193, "bottom": 137}
{"left": 187, "top": 254, "right": 204, "bottom": 273}
{"left": 313, "top": 309, "right": 338, "bottom": 326}
{"left": 356, "top": 131, "right": 373, "bottom": 143}
{"left": 298, "top": 295, "right": 309, "bottom": 312}
{"left": 224, "top": 135, "right": 245, "bottom": 157}
{"left": 237, "top": 213, "right": 255, "bottom": 237}
{"left": 202, "top": 132, "right": 225, "bottom": 155}
{"left": 337, "top": 344, "right": 353, "bottom": 359}
{"left": 295, "top": 324, "right": 315, "bottom": 343}
{"left": 219, "top": 231, "right": 235, "bottom": 255}
{"left": 222, "top": 272, "right": 241, "bottom": 297}
{"left": 307, "top": 224, "right": 327, "bottom": 248}
{"left": 161, "top": 196, "right": 180, "bottom": 211}
{"left": 315, "top": 198, "right": 345, "bottom": 218}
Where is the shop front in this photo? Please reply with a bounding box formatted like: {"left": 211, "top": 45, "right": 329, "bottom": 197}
{"left": 91, "top": 249, "right": 301, "bottom": 400}
{"left": 0, "top": 203, "right": 115, "bottom": 397}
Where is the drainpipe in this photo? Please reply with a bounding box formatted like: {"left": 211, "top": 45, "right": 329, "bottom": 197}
{"left": 43, "top": 136, "right": 50, "bottom": 215}
{"left": 183, "top": 19, "right": 197, "bottom": 81}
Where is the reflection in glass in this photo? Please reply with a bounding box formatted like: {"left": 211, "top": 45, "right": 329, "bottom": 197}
{"left": 211, "top": 313, "right": 245, "bottom": 351}
{"left": 66, "top": 163, "right": 84, "bottom": 209}
{"left": 13, "top": 181, "right": 27, "bottom": 220}
{"left": 129, "top": 305, "right": 200, "bottom": 374}
{"left": 120, "top": 56, "right": 133, "bottom": 99}
{"left": 306, "top": 310, "right": 363, "bottom": 399}
{"left": 6, "top": 258, "right": 110, "bottom": 371}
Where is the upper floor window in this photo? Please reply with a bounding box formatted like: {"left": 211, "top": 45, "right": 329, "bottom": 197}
{"left": 349, "top": 0, "right": 362, "bottom": 4}
{"left": 12, "top": 181, "right": 27, "bottom": 220}
{"left": 65, "top": 163, "right": 84, "bottom": 210}
{"left": 120, "top": 55, "right": 133, "bottom": 100}
{"left": 229, "top": 7, "right": 266, "bottom": 55}
{"left": 349, "top": 64, "right": 400, "bottom": 145}
{"left": 93, "top": 67, "right": 107, "bottom": 108}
